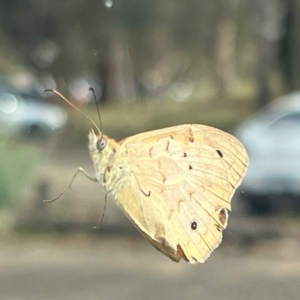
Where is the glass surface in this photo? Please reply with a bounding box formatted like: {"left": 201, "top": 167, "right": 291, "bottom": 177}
{"left": 0, "top": 1, "right": 299, "bottom": 299}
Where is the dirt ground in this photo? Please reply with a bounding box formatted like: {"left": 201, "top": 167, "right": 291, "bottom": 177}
{"left": 1, "top": 145, "right": 300, "bottom": 300}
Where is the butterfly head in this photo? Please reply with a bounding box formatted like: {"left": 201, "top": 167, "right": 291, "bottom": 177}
{"left": 88, "top": 129, "right": 108, "bottom": 154}
{"left": 88, "top": 129, "right": 119, "bottom": 169}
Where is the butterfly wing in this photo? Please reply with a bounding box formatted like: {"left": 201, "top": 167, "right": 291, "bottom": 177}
{"left": 113, "top": 124, "right": 248, "bottom": 263}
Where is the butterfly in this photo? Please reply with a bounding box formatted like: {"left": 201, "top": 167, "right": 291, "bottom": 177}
{"left": 46, "top": 90, "right": 249, "bottom": 264}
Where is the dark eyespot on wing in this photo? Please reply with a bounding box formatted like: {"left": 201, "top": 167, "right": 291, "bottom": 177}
{"left": 191, "top": 221, "right": 197, "bottom": 230}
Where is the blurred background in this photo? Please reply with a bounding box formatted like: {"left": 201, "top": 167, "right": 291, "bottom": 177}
{"left": 1, "top": 0, "right": 300, "bottom": 299}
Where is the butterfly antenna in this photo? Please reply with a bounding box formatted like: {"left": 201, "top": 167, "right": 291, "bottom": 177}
{"left": 45, "top": 89, "right": 101, "bottom": 134}
{"left": 89, "top": 87, "right": 103, "bottom": 136}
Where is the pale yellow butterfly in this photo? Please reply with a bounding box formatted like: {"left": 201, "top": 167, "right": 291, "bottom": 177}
{"left": 46, "top": 90, "right": 249, "bottom": 264}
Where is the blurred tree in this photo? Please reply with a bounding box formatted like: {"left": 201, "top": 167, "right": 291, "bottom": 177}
{"left": 0, "top": 1, "right": 235, "bottom": 101}
{"left": 278, "top": 0, "right": 300, "bottom": 91}
{"left": 246, "top": 0, "right": 284, "bottom": 108}
{"left": 0, "top": 0, "right": 295, "bottom": 106}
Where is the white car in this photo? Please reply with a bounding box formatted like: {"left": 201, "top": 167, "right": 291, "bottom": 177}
{"left": 235, "top": 91, "right": 300, "bottom": 214}
{"left": 0, "top": 86, "right": 67, "bottom": 139}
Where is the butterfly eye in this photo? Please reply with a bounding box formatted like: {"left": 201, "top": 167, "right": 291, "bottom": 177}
{"left": 96, "top": 138, "right": 107, "bottom": 151}
{"left": 191, "top": 221, "right": 197, "bottom": 230}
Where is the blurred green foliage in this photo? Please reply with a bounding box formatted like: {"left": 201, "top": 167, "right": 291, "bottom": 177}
{"left": 0, "top": 137, "right": 39, "bottom": 207}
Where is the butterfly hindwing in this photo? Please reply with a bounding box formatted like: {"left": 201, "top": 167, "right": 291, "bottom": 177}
{"left": 113, "top": 124, "right": 248, "bottom": 263}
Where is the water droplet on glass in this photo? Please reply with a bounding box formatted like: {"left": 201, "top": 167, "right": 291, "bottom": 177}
{"left": 104, "top": 0, "right": 113, "bottom": 8}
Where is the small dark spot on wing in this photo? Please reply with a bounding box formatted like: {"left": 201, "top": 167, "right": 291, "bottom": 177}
{"left": 216, "top": 149, "right": 223, "bottom": 158}
{"left": 183, "top": 152, "right": 187, "bottom": 157}
{"left": 167, "top": 209, "right": 174, "bottom": 220}
{"left": 166, "top": 140, "right": 170, "bottom": 151}
{"left": 189, "top": 165, "right": 193, "bottom": 170}
{"left": 177, "top": 199, "right": 184, "bottom": 211}
{"left": 149, "top": 147, "right": 153, "bottom": 158}
{"left": 188, "top": 190, "right": 195, "bottom": 199}
{"left": 215, "top": 224, "right": 222, "bottom": 232}
{"left": 188, "top": 128, "right": 194, "bottom": 143}
{"left": 142, "top": 190, "right": 151, "bottom": 197}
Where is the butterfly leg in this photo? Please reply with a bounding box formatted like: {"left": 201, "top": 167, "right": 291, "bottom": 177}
{"left": 44, "top": 167, "right": 97, "bottom": 203}
{"left": 92, "top": 192, "right": 108, "bottom": 230}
